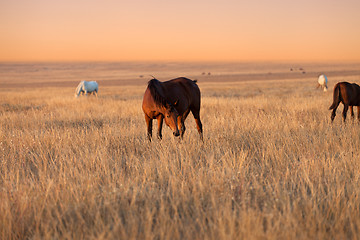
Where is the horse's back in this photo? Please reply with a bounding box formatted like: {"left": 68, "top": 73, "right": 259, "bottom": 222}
{"left": 163, "top": 77, "right": 200, "bottom": 105}
{"left": 350, "top": 82, "right": 360, "bottom": 91}
{"left": 337, "top": 82, "right": 360, "bottom": 92}
{"left": 84, "top": 81, "right": 98, "bottom": 91}
{"left": 337, "top": 82, "right": 360, "bottom": 105}
{"left": 163, "top": 77, "right": 200, "bottom": 97}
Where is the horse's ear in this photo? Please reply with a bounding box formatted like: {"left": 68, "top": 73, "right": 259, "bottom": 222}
{"left": 174, "top": 100, "right": 179, "bottom": 107}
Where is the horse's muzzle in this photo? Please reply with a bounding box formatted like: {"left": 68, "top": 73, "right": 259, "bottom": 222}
{"left": 173, "top": 131, "right": 180, "bottom": 137}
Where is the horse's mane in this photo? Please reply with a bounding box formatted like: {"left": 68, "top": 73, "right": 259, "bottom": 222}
{"left": 148, "top": 79, "right": 169, "bottom": 107}
{"left": 75, "top": 81, "right": 84, "bottom": 94}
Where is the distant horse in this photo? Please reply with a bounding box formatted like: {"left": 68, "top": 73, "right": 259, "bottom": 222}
{"left": 329, "top": 82, "right": 360, "bottom": 122}
{"left": 142, "top": 77, "right": 203, "bottom": 141}
{"left": 317, "top": 74, "right": 328, "bottom": 91}
{"left": 75, "top": 81, "right": 98, "bottom": 97}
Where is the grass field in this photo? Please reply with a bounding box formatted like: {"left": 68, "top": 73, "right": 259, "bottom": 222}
{"left": 1, "top": 63, "right": 360, "bottom": 239}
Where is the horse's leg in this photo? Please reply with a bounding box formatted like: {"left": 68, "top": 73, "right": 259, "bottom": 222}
{"left": 350, "top": 106, "right": 355, "bottom": 120}
{"left": 357, "top": 106, "right": 360, "bottom": 122}
{"left": 156, "top": 115, "right": 163, "bottom": 140}
{"left": 145, "top": 115, "right": 153, "bottom": 141}
{"left": 178, "top": 110, "right": 190, "bottom": 139}
{"left": 191, "top": 108, "right": 203, "bottom": 141}
{"left": 342, "top": 104, "right": 349, "bottom": 122}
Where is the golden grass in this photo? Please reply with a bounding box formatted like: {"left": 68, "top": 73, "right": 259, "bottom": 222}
{"left": 1, "top": 76, "right": 360, "bottom": 239}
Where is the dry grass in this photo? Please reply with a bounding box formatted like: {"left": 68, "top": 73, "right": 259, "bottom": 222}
{"left": 1, "top": 75, "right": 360, "bottom": 239}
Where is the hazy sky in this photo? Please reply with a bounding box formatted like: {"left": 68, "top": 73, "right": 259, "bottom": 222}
{"left": 1, "top": 0, "right": 359, "bottom": 62}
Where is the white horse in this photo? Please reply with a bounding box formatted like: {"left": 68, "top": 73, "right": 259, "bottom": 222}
{"left": 317, "top": 74, "right": 328, "bottom": 92}
{"left": 75, "top": 81, "right": 98, "bottom": 97}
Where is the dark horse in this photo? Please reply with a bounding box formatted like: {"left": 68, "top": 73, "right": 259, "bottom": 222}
{"left": 142, "top": 77, "right": 203, "bottom": 141}
{"left": 329, "top": 82, "right": 360, "bottom": 122}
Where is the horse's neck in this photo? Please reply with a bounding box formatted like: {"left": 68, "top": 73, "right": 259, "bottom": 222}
{"left": 76, "top": 83, "right": 84, "bottom": 94}
{"left": 154, "top": 82, "right": 165, "bottom": 96}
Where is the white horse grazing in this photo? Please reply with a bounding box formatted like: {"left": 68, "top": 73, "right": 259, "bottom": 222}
{"left": 317, "top": 74, "right": 328, "bottom": 92}
{"left": 75, "top": 81, "right": 98, "bottom": 97}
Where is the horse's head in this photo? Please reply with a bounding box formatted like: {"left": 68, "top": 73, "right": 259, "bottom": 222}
{"left": 75, "top": 89, "right": 83, "bottom": 98}
{"left": 163, "top": 101, "right": 180, "bottom": 137}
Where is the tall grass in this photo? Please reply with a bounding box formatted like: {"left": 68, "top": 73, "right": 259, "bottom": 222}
{"left": 1, "top": 77, "right": 360, "bottom": 239}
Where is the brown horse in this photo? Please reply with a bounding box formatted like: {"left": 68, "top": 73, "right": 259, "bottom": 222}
{"left": 142, "top": 77, "right": 203, "bottom": 141}
{"left": 329, "top": 82, "right": 360, "bottom": 122}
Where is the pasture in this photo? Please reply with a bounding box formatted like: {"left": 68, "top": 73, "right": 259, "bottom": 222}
{"left": 1, "top": 63, "right": 360, "bottom": 239}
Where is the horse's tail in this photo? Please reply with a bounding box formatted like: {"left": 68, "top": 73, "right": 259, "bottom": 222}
{"left": 329, "top": 83, "right": 341, "bottom": 110}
